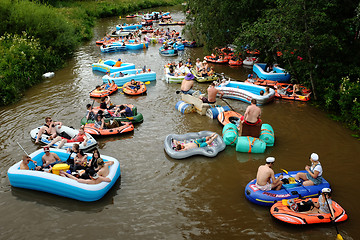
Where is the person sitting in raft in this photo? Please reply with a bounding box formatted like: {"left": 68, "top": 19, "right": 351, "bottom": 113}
{"left": 185, "top": 58, "right": 193, "bottom": 68}
{"left": 40, "top": 146, "right": 61, "bottom": 170}
{"left": 114, "top": 58, "right": 122, "bottom": 67}
{"left": 94, "top": 113, "right": 120, "bottom": 129}
{"left": 60, "top": 168, "right": 111, "bottom": 184}
{"left": 180, "top": 73, "right": 196, "bottom": 95}
{"left": 114, "top": 105, "right": 133, "bottom": 118}
{"left": 128, "top": 79, "right": 140, "bottom": 92}
{"left": 295, "top": 153, "right": 323, "bottom": 186}
{"left": 174, "top": 133, "right": 218, "bottom": 151}
{"left": 255, "top": 157, "right": 283, "bottom": 191}
{"left": 265, "top": 63, "right": 273, "bottom": 72}
{"left": 200, "top": 82, "right": 224, "bottom": 104}
{"left": 35, "top": 117, "right": 63, "bottom": 143}
{"left": 100, "top": 96, "right": 115, "bottom": 110}
{"left": 274, "top": 84, "right": 291, "bottom": 95}
{"left": 195, "top": 58, "right": 202, "bottom": 71}
{"left": 259, "top": 90, "right": 265, "bottom": 96}
{"left": 85, "top": 104, "right": 96, "bottom": 121}
{"left": 96, "top": 158, "right": 114, "bottom": 178}
{"left": 264, "top": 87, "right": 270, "bottom": 96}
{"left": 291, "top": 83, "right": 312, "bottom": 98}
{"left": 304, "top": 188, "right": 335, "bottom": 219}
{"left": 47, "top": 126, "right": 88, "bottom": 149}
{"left": 73, "top": 150, "right": 88, "bottom": 171}
{"left": 238, "top": 99, "right": 262, "bottom": 137}
{"left": 20, "top": 155, "right": 38, "bottom": 170}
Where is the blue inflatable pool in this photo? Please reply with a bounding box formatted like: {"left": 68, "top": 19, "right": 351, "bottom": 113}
{"left": 102, "top": 69, "right": 156, "bottom": 86}
{"left": 92, "top": 60, "right": 135, "bottom": 73}
{"left": 245, "top": 170, "right": 330, "bottom": 206}
{"left": 7, "top": 148, "right": 121, "bottom": 202}
{"left": 253, "top": 63, "right": 291, "bottom": 82}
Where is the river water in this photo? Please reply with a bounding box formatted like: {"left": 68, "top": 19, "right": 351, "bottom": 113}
{"left": 0, "top": 5, "right": 359, "bottom": 240}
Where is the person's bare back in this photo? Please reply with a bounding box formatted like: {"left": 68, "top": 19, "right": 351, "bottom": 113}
{"left": 256, "top": 164, "right": 273, "bottom": 186}
{"left": 207, "top": 86, "right": 219, "bottom": 102}
{"left": 244, "top": 103, "right": 261, "bottom": 123}
{"left": 181, "top": 79, "right": 194, "bottom": 91}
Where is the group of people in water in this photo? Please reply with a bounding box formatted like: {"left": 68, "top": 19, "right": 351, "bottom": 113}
{"left": 255, "top": 154, "right": 335, "bottom": 217}
{"left": 21, "top": 145, "right": 113, "bottom": 184}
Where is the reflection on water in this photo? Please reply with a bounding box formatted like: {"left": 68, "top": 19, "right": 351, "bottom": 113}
{"left": 0, "top": 4, "right": 358, "bottom": 240}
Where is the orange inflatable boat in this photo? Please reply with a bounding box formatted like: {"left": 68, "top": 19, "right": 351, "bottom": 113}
{"left": 270, "top": 198, "right": 348, "bottom": 225}
{"left": 217, "top": 111, "right": 243, "bottom": 126}
{"left": 89, "top": 83, "right": 118, "bottom": 98}
{"left": 84, "top": 121, "right": 134, "bottom": 136}
{"left": 228, "top": 59, "right": 243, "bottom": 66}
{"left": 122, "top": 81, "right": 147, "bottom": 95}
{"left": 275, "top": 92, "right": 310, "bottom": 101}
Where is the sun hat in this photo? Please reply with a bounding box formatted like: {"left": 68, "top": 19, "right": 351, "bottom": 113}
{"left": 43, "top": 146, "right": 50, "bottom": 152}
{"left": 184, "top": 73, "right": 195, "bottom": 80}
{"left": 266, "top": 157, "right": 275, "bottom": 163}
{"left": 310, "top": 153, "right": 319, "bottom": 161}
{"left": 322, "top": 188, "right": 331, "bottom": 193}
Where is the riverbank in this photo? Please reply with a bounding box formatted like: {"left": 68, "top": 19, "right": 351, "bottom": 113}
{"left": 0, "top": 0, "right": 182, "bottom": 106}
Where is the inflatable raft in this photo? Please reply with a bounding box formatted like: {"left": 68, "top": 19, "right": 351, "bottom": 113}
{"left": 164, "top": 131, "right": 226, "bottom": 159}
{"left": 84, "top": 121, "right": 134, "bottom": 136}
{"left": 204, "top": 56, "right": 229, "bottom": 64}
{"left": 91, "top": 60, "right": 135, "bottom": 73}
{"left": 30, "top": 125, "right": 97, "bottom": 152}
{"left": 122, "top": 81, "right": 147, "bottom": 95}
{"left": 102, "top": 69, "right": 156, "bottom": 87}
{"left": 116, "top": 23, "right": 142, "bottom": 30}
{"left": 159, "top": 47, "right": 178, "bottom": 57}
{"left": 217, "top": 111, "right": 243, "bottom": 126}
{"left": 89, "top": 83, "right": 118, "bottom": 98}
{"left": 7, "top": 148, "right": 120, "bottom": 202}
{"left": 164, "top": 67, "right": 190, "bottom": 83}
{"left": 215, "top": 81, "right": 275, "bottom": 105}
{"left": 270, "top": 197, "right": 348, "bottom": 224}
{"left": 243, "top": 57, "right": 259, "bottom": 66}
{"left": 80, "top": 105, "right": 143, "bottom": 125}
{"left": 190, "top": 68, "right": 218, "bottom": 83}
{"left": 253, "top": 63, "right": 291, "bottom": 82}
{"left": 245, "top": 170, "right": 331, "bottom": 206}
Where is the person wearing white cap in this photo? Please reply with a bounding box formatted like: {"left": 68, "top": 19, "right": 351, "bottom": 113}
{"left": 295, "top": 153, "right": 323, "bottom": 186}
{"left": 255, "top": 157, "right": 283, "bottom": 191}
{"left": 305, "top": 188, "right": 335, "bottom": 219}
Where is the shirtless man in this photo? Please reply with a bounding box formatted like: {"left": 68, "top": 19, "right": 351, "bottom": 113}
{"left": 20, "top": 155, "right": 37, "bottom": 170}
{"left": 244, "top": 99, "right": 261, "bottom": 124}
{"left": 35, "top": 117, "right": 62, "bottom": 143}
{"left": 255, "top": 157, "right": 283, "bottom": 191}
{"left": 200, "top": 82, "right": 224, "bottom": 104}
{"left": 175, "top": 133, "right": 218, "bottom": 151}
{"left": 41, "top": 146, "right": 61, "bottom": 168}
{"left": 180, "top": 73, "right": 196, "bottom": 95}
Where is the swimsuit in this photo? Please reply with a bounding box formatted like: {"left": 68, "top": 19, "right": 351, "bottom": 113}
{"left": 255, "top": 182, "right": 272, "bottom": 191}
{"left": 194, "top": 138, "right": 208, "bottom": 148}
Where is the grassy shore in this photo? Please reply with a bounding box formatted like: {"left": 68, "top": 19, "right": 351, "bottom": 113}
{"left": 0, "top": 0, "right": 182, "bottom": 106}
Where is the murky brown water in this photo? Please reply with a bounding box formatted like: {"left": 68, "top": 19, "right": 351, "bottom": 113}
{"left": 0, "top": 5, "right": 359, "bottom": 240}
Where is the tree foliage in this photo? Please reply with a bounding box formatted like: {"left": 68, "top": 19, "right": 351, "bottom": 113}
{"left": 186, "top": 0, "right": 360, "bottom": 131}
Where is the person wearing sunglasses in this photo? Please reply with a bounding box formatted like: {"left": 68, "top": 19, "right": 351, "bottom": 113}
{"left": 35, "top": 117, "right": 62, "bottom": 143}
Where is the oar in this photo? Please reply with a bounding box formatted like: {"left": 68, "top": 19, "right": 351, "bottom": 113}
{"left": 324, "top": 194, "right": 343, "bottom": 240}
{"left": 17, "top": 141, "right": 37, "bottom": 166}
{"left": 16, "top": 141, "right": 29, "bottom": 156}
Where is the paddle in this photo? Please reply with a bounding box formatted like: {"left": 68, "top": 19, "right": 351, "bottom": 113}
{"left": 16, "top": 141, "right": 29, "bottom": 156}
{"left": 17, "top": 141, "right": 37, "bottom": 166}
{"left": 324, "top": 194, "right": 344, "bottom": 240}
